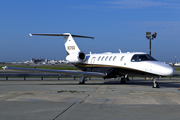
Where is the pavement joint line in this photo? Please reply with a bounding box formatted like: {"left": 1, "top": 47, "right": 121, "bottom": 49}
{"left": 105, "top": 85, "right": 110, "bottom": 93}
{"left": 79, "top": 84, "right": 103, "bottom": 104}
{"left": 52, "top": 102, "right": 77, "bottom": 120}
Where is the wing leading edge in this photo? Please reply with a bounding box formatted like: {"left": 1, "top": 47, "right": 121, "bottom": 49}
{"left": 2, "top": 66, "right": 106, "bottom": 77}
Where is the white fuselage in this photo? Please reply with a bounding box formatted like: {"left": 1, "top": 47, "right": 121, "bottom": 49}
{"left": 76, "top": 52, "right": 174, "bottom": 77}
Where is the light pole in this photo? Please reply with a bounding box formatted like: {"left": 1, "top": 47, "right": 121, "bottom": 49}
{"left": 146, "top": 32, "right": 157, "bottom": 55}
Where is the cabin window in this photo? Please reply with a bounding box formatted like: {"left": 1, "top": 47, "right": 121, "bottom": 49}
{"left": 120, "top": 56, "right": 124, "bottom": 61}
{"left": 98, "top": 56, "right": 101, "bottom": 61}
{"left": 105, "top": 56, "right": 109, "bottom": 61}
{"left": 101, "top": 56, "right": 105, "bottom": 61}
{"left": 113, "top": 56, "right": 117, "bottom": 61}
{"left": 109, "top": 56, "right": 112, "bottom": 61}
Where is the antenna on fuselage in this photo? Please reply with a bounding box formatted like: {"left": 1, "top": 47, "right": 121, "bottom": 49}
{"left": 118, "top": 49, "right": 122, "bottom": 53}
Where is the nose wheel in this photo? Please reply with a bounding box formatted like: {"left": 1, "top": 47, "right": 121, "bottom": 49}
{"left": 152, "top": 77, "right": 159, "bottom": 88}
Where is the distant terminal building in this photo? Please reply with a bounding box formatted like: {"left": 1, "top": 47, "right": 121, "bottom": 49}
{"left": 31, "top": 58, "right": 48, "bottom": 64}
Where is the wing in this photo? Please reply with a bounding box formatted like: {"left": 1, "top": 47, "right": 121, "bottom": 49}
{"left": 2, "top": 66, "right": 106, "bottom": 77}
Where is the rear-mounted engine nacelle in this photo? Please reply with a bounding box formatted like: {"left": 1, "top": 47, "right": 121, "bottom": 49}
{"left": 66, "top": 52, "right": 86, "bottom": 63}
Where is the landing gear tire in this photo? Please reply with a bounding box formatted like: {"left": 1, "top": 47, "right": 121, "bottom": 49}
{"left": 120, "top": 77, "right": 127, "bottom": 84}
{"left": 79, "top": 76, "right": 86, "bottom": 84}
{"left": 120, "top": 75, "right": 129, "bottom": 84}
{"left": 79, "top": 80, "right": 85, "bottom": 84}
{"left": 152, "top": 77, "right": 159, "bottom": 88}
{"left": 152, "top": 82, "right": 159, "bottom": 88}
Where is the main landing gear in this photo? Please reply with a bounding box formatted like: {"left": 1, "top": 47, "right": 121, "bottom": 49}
{"left": 120, "top": 75, "right": 130, "bottom": 84}
{"left": 79, "top": 76, "right": 87, "bottom": 84}
{"left": 152, "top": 77, "right": 159, "bottom": 88}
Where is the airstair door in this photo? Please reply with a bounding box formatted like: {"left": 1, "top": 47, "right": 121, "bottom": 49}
{"left": 91, "top": 57, "right": 96, "bottom": 67}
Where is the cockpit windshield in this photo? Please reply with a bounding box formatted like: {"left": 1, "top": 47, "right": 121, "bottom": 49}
{"left": 131, "top": 54, "right": 157, "bottom": 62}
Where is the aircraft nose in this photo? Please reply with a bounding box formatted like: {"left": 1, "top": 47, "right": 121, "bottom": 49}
{"left": 164, "top": 65, "right": 174, "bottom": 76}
{"left": 154, "top": 62, "right": 174, "bottom": 76}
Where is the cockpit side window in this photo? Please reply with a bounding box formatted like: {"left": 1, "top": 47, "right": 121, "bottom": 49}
{"left": 131, "top": 55, "right": 138, "bottom": 62}
{"left": 131, "top": 54, "right": 157, "bottom": 62}
{"left": 138, "top": 55, "right": 146, "bottom": 61}
{"left": 148, "top": 54, "right": 157, "bottom": 61}
{"left": 138, "top": 54, "right": 157, "bottom": 61}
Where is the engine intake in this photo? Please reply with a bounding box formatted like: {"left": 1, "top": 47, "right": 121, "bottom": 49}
{"left": 66, "top": 52, "right": 86, "bottom": 63}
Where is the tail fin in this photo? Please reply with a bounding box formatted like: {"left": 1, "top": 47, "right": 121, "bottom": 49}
{"left": 63, "top": 33, "right": 81, "bottom": 55}
{"left": 29, "top": 33, "right": 94, "bottom": 55}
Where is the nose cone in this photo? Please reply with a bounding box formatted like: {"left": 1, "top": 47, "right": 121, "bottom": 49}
{"left": 153, "top": 62, "right": 174, "bottom": 76}
{"left": 159, "top": 63, "right": 174, "bottom": 76}
{"left": 164, "top": 65, "right": 174, "bottom": 76}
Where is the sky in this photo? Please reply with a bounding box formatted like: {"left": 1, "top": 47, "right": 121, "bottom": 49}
{"left": 1, "top": 0, "right": 180, "bottom": 63}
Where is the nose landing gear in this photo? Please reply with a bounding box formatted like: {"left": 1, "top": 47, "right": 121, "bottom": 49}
{"left": 152, "top": 77, "right": 159, "bottom": 88}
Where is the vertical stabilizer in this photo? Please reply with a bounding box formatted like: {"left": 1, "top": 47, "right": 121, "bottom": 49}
{"left": 63, "top": 33, "right": 80, "bottom": 55}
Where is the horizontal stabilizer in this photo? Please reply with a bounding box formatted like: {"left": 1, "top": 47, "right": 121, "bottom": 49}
{"left": 29, "top": 33, "right": 94, "bottom": 39}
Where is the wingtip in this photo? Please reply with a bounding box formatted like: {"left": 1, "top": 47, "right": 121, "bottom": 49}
{"left": 29, "top": 33, "right": 32, "bottom": 36}
{"left": 2, "top": 66, "right": 8, "bottom": 70}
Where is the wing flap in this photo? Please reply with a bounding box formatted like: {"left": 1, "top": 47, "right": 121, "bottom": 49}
{"left": 2, "top": 66, "right": 106, "bottom": 77}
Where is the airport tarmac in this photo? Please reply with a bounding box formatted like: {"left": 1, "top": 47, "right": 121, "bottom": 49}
{"left": 1, "top": 78, "right": 180, "bottom": 120}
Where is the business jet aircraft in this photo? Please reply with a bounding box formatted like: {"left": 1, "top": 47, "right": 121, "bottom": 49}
{"left": 3, "top": 33, "right": 174, "bottom": 88}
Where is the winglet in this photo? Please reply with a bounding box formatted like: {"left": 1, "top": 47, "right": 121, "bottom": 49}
{"left": 2, "top": 66, "right": 8, "bottom": 70}
{"left": 29, "top": 33, "right": 32, "bottom": 36}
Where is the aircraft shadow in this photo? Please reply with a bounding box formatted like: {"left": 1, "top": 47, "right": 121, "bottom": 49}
{"left": 104, "top": 80, "right": 180, "bottom": 88}
{"left": 39, "top": 79, "right": 180, "bottom": 89}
